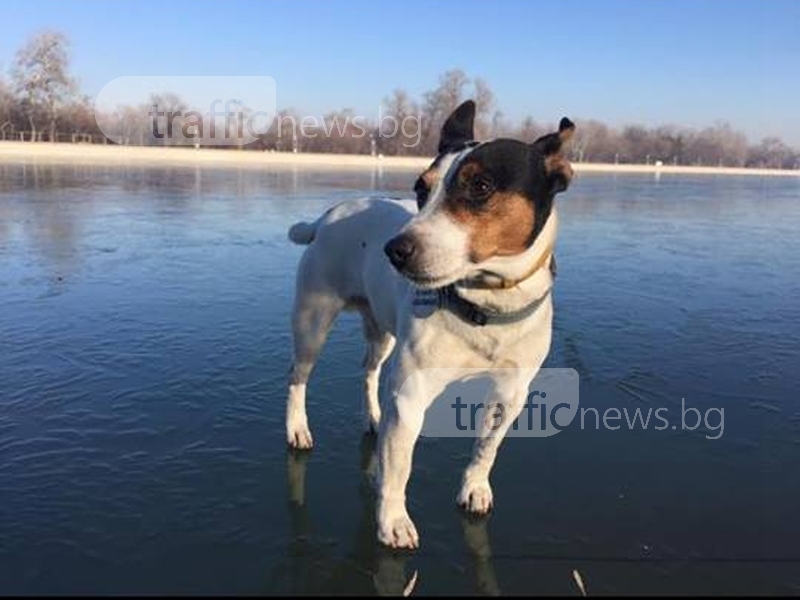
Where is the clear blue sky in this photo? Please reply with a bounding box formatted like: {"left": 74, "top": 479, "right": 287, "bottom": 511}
{"left": 1, "top": 0, "right": 797, "bottom": 144}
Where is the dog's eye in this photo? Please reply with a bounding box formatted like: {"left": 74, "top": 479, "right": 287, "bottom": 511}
{"left": 470, "top": 174, "right": 494, "bottom": 198}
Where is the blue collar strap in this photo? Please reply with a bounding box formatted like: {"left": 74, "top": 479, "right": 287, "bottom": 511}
{"left": 411, "top": 283, "right": 552, "bottom": 326}
{"left": 411, "top": 254, "right": 557, "bottom": 327}
{"left": 437, "top": 284, "right": 552, "bottom": 327}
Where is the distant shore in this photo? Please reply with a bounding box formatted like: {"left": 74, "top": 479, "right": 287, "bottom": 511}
{"left": 1, "top": 141, "right": 798, "bottom": 177}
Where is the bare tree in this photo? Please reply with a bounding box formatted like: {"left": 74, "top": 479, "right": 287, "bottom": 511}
{"left": 473, "top": 77, "right": 497, "bottom": 139}
{"left": 146, "top": 92, "right": 189, "bottom": 145}
{"left": 98, "top": 103, "right": 152, "bottom": 145}
{"left": 682, "top": 124, "right": 743, "bottom": 167}
{"left": 515, "top": 116, "right": 545, "bottom": 143}
{"left": 747, "top": 137, "right": 792, "bottom": 169}
{"left": 258, "top": 108, "right": 301, "bottom": 151}
{"left": 11, "top": 31, "right": 75, "bottom": 141}
{"left": 569, "top": 119, "right": 592, "bottom": 163}
{"left": 59, "top": 94, "right": 100, "bottom": 140}
{"left": 420, "top": 69, "right": 470, "bottom": 154}
{"left": 380, "top": 88, "right": 420, "bottom": 155}
{"left": 708, "top": 121, "right": 748, "bottom": 167}
{"left": 0, "top": 78, "right": 14, "bottom": 139}
{"left": 651, "top": 125, "right": 689, "bottom": 164}
{"left": 619, "top": 125, "right": 654, "bottom": 163}
{"left": 490, "top": 110, "right": 512, "bottom": 138}
{"left": 302, "top": 108, "right": 373, "bottom": 155}
{"left": 589, "top": 120, "right": 621, "bottom": 163}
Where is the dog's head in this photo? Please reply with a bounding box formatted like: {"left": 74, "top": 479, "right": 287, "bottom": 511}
{"left": 384, "top": 100, "right": 575, "bottom": 288}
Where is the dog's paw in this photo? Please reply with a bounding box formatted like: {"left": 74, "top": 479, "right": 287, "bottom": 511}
{"left": 287, "top": 420, "right": 314, "bottom": 450}
{"left": 457, "top": 479, "right": 494, "bottom": 515}
{"left": 377, "top": 509, "right": 420, "bottom": 549}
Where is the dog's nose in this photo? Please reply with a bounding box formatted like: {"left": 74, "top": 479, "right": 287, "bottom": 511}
{"left": 384, "top": 234, "right": 416, "bottom": 270}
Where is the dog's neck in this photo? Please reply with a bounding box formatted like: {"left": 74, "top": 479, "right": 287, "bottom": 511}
{"left": 454, "top": 209, "right": 558, "bottom": 313}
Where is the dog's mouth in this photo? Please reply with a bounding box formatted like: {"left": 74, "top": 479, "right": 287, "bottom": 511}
{"left": 402, "top": 269, "right": 461, "bottom": 290}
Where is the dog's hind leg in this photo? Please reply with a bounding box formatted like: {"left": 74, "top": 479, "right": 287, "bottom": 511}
{"left": 359, "top": 305, "right": 395, "bottom": 435}
{"left": 286, "top": 292, "right": 343, "bottom": 449}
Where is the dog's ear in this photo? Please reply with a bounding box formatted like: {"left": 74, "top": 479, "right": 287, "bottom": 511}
{"left": 532, "top": 117, "right": 575, "bottom": 195}
{"left": 439, "top": 100, "right": 476, "bottom": 153}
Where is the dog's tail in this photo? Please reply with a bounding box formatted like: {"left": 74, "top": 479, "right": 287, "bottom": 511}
{"left": 288, "top": 205, "right": 339, "bottom": 245}
{"left": 287, "top": 220, "right": 318, "bottom": 245}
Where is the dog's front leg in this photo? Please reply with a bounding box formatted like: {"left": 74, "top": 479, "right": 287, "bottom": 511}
{"left": 375, "top": 357, "right": 445, "bottom": 549}
{"left": 458, "top": 377, "right": 530, "bottom": 515}
{"left": 375, "top": 397, "right": 422, "bottom": 549}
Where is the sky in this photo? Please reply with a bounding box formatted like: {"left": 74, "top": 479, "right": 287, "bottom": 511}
{"left": 0, "top": 0, "right": 798, "bottom": 144}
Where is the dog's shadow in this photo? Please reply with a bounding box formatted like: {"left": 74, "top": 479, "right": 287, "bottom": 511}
{"left": 276, "top": 436, "right": 501, "bottom": 595}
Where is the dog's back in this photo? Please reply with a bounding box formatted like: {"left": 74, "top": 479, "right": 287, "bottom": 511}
{"left": 288, "top": 197, "right": 416, "bottom": 331}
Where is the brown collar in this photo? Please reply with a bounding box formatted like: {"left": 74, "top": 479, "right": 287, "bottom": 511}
{"left": 459, "top": 247, "right": 556, "bottom": 290}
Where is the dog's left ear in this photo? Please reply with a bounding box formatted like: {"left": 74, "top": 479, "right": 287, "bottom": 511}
{"left": 532, "top": 117, "right": 575, "bottom": 194}
{"left": 439, "top": 100, "right": 476, "bottom": 153}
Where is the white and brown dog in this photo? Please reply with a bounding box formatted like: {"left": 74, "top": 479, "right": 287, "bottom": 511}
{"left": 285, "top": 100, "right": 574, "bottom": 549}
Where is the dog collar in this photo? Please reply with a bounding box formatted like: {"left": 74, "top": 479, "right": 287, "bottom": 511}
{"left": 457, "top": 247, "right": 556, "bottom": 290}
{"left": 411, "top": 248, "right": 557, "bottom": 326}
{"left": 437, "top": 284, "right": 552, "bottom": 326}
{"left": 412, "top": 281, "right": 553, "bottom": 326}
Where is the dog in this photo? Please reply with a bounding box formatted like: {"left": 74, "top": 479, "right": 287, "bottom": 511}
{"left": 285, "top": 100, "right": 574, "bottom": 549}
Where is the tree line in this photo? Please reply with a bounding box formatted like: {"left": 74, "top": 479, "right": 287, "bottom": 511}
{"left": 1, "top": 31, "right": 797, "bottom": 169}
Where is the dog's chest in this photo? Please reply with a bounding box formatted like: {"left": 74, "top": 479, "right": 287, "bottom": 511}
{"left": 407, "top": 305, "right": 539, "bottom": 366}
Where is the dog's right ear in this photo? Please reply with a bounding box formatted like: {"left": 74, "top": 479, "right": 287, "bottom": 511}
{"left": 532, "top": 117, "right": 576, "bottom": 195}
{"left": 438, "top": 100, "right": 476, "bottom": 154}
